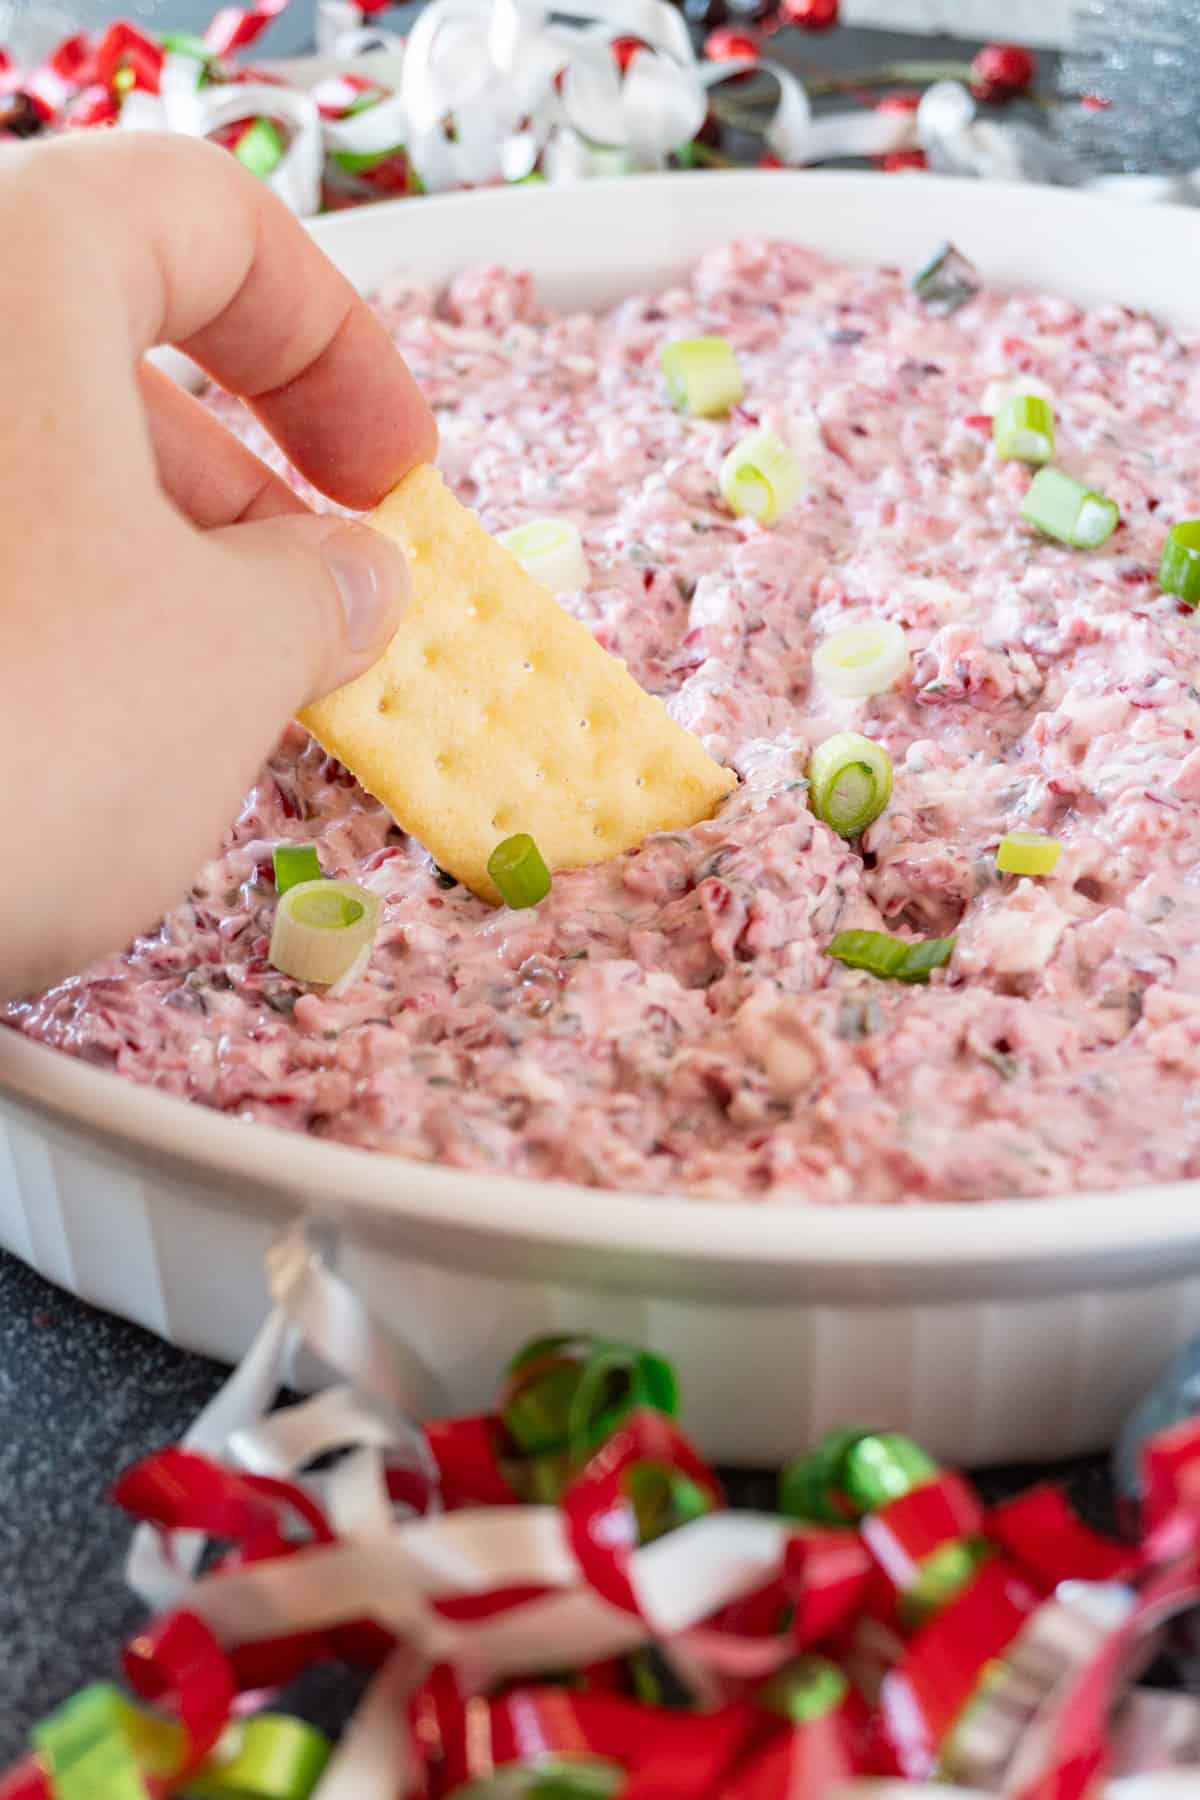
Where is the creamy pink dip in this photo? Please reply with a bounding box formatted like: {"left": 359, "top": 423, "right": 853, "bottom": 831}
{"left": 10, "top": 238, "right": 1200, "bottom": 1204}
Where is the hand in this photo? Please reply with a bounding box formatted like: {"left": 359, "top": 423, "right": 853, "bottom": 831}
{"left": 0, "top": 131, "right": 436, "bottom": 1000}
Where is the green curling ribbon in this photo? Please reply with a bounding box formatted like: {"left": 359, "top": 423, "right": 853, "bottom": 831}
{"left": 33, "top": 1685, "right": 178, "bottom": 1799}
{"left": 899, "top": 1539, "right": 991, "bottom": 1630}
{"left": 780, "top": 1428, "right": 940, "bottom": 1522}
{"left": 625, "top": 1461, "right": 712, "bottom": 1545}
{"left": 756, "top": 1655, "right": 850, "bottom": 1724}
{"left": 182, "top": 1717, "right": 332, "bottom": 1799}
{"left": 501, "top": 1334, "right": 679, "bottom": 1469}
{"left": 32, "top": 1689, "right": 329, "bottom": 1800}
{"left": 778, "top": 1426, "right": 869, "bottom": 1525}
{"left": 841, "top": 1433, "right": 939, "bottom": 1512}
{"left": 234, "top": 118, "right": 285, "bottom": 180}
{"left": 447, "top": 1757, "right": 624, "bottom": 1800}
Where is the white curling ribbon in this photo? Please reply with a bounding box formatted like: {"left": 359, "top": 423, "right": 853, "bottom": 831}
{"left": 126, "top": 1305, "right": 296, "bottom": 1611}
{"left": 323, "top": 90, "right": 409, "bottom": 159}
{"left": 179, "top": 1505, "right": 792, "bottom": 1685}
{"left": 393, "top": 0, "right": 906, "bottom": 189}
{"left": 126, "top": 1223, "right": 445, "bottom": 1608}
{"left": 266, "top": 1222, "right": 449, "bottom": 1417}
{"left": 119, "top": 74, "right": 325, "bottom": 218}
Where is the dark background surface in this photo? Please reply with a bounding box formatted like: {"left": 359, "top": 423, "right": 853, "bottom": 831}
{"left": 0, "top": 7, "right": 1127, "bottom": 1769}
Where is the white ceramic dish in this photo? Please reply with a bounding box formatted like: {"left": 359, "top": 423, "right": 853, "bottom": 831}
{"left": 5, "top": 171, "right": 1200, "bottom": 1467}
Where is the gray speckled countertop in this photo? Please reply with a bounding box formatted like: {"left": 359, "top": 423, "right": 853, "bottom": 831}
{"left": 0, "top": 1245, "right": 1115, "bottom": 1764}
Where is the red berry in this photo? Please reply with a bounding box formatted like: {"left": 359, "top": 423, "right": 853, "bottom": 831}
{"left": 880, "top": 149, "right": 927, "bottom": 172}
{"left": 779, "top": 0, "right": 838, "bottom": 27}
{"left": 969, "top": 42, "right": 1036, "bottom": 103}
{"left": 610, "top": 34, "right": 646, "bottom": 72}
{"left": 704, "top": 25, "right": 759, "bottom": 59}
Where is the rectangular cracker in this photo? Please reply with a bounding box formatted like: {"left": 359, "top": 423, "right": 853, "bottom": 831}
{"left": 300, "top": 465, "right": 736, "bottom": 903}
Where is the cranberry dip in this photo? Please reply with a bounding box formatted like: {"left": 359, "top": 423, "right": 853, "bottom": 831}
{"left": 10, "top": 239, "right": 1200, "bottom": 1205}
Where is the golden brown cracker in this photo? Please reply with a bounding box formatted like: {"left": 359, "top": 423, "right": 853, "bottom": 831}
{"left": 301, "top": 466, "right": 736, "bottom": 902}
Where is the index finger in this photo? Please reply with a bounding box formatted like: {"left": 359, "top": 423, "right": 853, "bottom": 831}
{"left": 33, "top": 131, "right": 437, "bottom": 510}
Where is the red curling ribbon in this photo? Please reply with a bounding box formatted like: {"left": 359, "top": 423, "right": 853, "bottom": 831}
{"left": 684, "top": 1528, "right": 872, "bottom": 1676}
{"left": 732, "top": 1694, "right": 876, "bottom": 1798}
{"left": 64, "top": 86, "right": 119, "bottom": 128}
{"left": 880, "top": 1558, "right": 1040, "bottom": 1774}
{"left": 122, "top": 1610, "right": 235, "bottom": 1775}
{"left": 0, "top": 1764, "right": 48, "bottom": 1800}
{"left": 988, "top": 1484, "right": 1141, "bottom": 1591}
{"left": 1011, "top": 1552, "right": 1200, "bottom": 1800}
{"left": 432, "top": 1585, "right": 555, "bottom": 1624}
{"left": 204, "top": 0, "right": 291, "bottom": 57}
{"left": 425, "top": 1415, "right": 521, "bottom": 1509}
{"left": 48, "top": 33, "right": 95, "bottom": 85}
{"left": 861, "top": 1470, "right": 984, "bottom": 1589}
{"left": 94, "top": 20, "right": 164, "bottom": 95}
{"left": 1141, "top": 1415, "right": 1200, "bottom": 1532}
{"left": 114, "top": 1449, "right": 333, "bottom": 1561}
{"left": 784, "top": 1528, "right": 873, "bottom": 1645}
{"left": 562, "top": 1411, "right": 723, "bottom": 1616}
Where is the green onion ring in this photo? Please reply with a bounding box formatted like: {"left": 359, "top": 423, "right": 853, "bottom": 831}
{"left": 808, "top": 732, "right": 893, "bottom": 837}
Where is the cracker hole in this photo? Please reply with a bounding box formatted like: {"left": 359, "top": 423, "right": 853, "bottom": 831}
{"left": 522, "top": 660, "right": 534, "bottom": 673}
{"left": 434, "top": 752, "right": 452, "bottom": 773}
{"left": 579, "top": 717, "right": 590, "bottom": 730}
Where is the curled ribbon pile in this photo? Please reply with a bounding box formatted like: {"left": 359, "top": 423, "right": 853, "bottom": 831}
{"left": 4, "top": 1221, "right": 1200, "bottom": 1800}
{"left": 0, "top": 0, "right": 921, "bottom": 215}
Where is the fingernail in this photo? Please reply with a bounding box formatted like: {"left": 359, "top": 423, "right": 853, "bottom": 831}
{"left": 322, "top": 523, "right": 409, "bottom": 653}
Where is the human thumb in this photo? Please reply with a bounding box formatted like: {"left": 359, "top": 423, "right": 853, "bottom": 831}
{"left": 201, "top": 510, "right": 409, "bottom": 712}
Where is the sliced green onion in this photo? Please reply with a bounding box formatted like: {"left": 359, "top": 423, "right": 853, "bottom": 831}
{"left": 897, "top": 936, "right": 958, "bottom": 982}
{"left": 912, "top": 242, "right": 980, "bottom": 316}
{"left": 1159, "top": 519, "right": 1200, "bottom": 605}
{"left": 981, "top": 377, "right": 1054, "bottom": 418}
{"left": 718, "top": 427, "right": 806, "bottom": 526}
{"left": 812, "top": 617, "right": 910, "bottom": 699}
{"left": 272, "top": 844, "right": 322, "bottom": 895}
{"left": 826, "top": 929, "right": 955, "bottom": 985}
{"left": 269, "top": 878, "right": 378, "bottom": 986}
{"left": 488, "top": 833, "right": 551, "bottom": 909}
{"left": 660, "top": 336, "right": 743, "bottom": 417}
{"left": 993, "top": 394, "right": 1055, "bottom": 465}
{"left": 996, "top": 831, "right": 1062, "bottom": 876}
{"left": 233, "top": 117, "right": 285, "bottom": 179}
{"left": 496, "top": 518, "right": 589, "bottom": 594}
{"left": 808, "top": 732, "right": 893, "bottom": 837}
{"left": 1022, "top": 467, "right": 1120, "bottom": 549}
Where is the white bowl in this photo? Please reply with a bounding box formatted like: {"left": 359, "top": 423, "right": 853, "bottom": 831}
{"left": 5, "top": 171, "right": 1200, "bottom": 1467}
